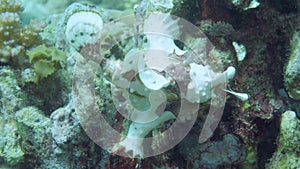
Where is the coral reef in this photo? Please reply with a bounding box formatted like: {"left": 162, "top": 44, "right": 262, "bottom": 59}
{"left": 37, "top": 102, "right": 102, "bottom": 169}
{"left": 178, "top": 134, "right": 246, "bottom": 168}
{"left": 21, "top": 68, "right": 71, "bottom": 115}
{"left": 0, "top": 67, "right": 26, "bottom": 166}
{"left": 19, "top": 44, "right": 69, "bottom": 115}
{"left": 0, "top": 0, "right": 43, "bottom": 66}
{"left": 50, "top": 103, "right": 82, "bottom": 146}
{"left": 15, "top": 106, "right": 51, "bottom": 167}
{"left": 266, "top": 111, "right": 300, "bottom": 168}
{"left": 1, "top": 87, "right": 103, "bottom": 169}
{"left": 284, "top": 31, "right": 300, "bottom": 100}
{"left": 0, "top": 123, "right": 24, "bottom": 166}
{"left": 0, "top": 0, "right": 299, "bottom": 168}
{"left": 0, "top": 0, "right": 22, "bottom": 13}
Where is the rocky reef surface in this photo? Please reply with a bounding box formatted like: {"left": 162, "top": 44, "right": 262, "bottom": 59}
{"left": 0, "top": 0, "right": 299, "bottom": 168}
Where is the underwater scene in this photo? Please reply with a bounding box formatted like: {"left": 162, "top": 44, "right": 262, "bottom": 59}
{"left": 0, "top": 0, "right": 299, "bottom": 168}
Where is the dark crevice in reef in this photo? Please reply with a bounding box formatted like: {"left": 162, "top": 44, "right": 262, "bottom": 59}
{"left": 256, "top": 116, "right": 281, "bottom": 169}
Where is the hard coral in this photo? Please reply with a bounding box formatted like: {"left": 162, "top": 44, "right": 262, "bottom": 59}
{"left": 0, "top": 12, "right": 22, "bottom": 63}
{"left": 0, "top": 0, "right": 22, "bottom": 13}
{"left": 0, "top": 0, "right": 42, "bottom": 66}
